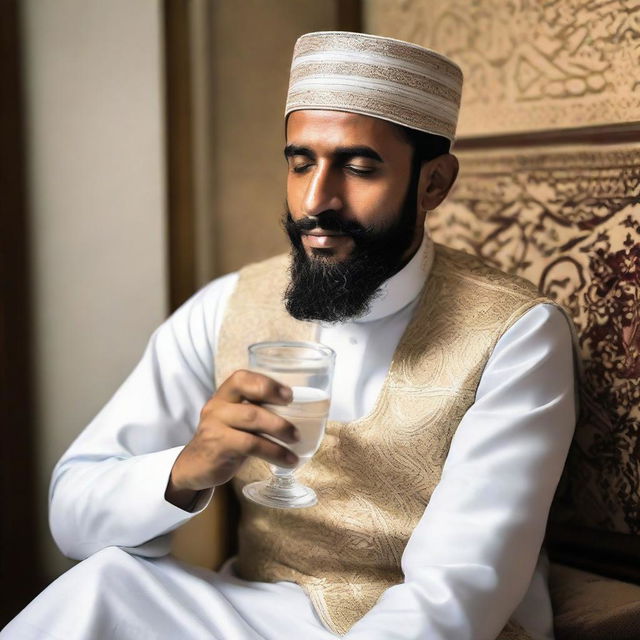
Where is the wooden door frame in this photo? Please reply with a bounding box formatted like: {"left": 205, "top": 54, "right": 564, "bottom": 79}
{"left": 0, "top": 0, "right": 42, "bottom": 626}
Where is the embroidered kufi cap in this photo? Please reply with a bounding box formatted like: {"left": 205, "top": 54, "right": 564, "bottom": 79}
{"left": 285, "top": 31, "right": 463, "bottom": 145}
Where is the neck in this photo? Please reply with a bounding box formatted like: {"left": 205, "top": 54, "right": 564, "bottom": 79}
{"left": 397, "top": 227, "right": 424, "bottom": 271}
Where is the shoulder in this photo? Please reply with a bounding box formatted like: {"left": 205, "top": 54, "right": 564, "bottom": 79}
{"left": 497, "top": 303, "right": 575, "bottom": 352}
{"left": 481, "top": 302, "right": 578, "bottom": 403}
{"left": 196, "top": 271, "right": 240, "bottom": 309}
{"left": 190, "top": 251, "right": 289, "bottom": 309}
{"left": 433, "top": 243, "right": 540, "bottom": 300}
{"left": 168, "top": 271, "right": 240, "bottom": 324}
{"left": 161, "top": 271, "right": 240, "bottom": 351}
{"left": 199, "top": 253, "right": 291, "bottom": 346}
{"left": 431, "top": 245, "right": 577, "bottom": 352}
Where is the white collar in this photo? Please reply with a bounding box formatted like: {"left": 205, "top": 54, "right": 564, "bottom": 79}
{"left": 314, "top": 231, "right": 433, "bottom": 328}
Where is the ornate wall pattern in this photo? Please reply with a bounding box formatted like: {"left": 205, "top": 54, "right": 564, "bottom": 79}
{"left": 365, "top": 0, "right": 640, "bottom": 136}
{"left": 429, "top": 143, "right": 640, "bottom": 536}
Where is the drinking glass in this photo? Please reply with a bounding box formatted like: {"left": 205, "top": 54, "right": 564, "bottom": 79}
{"left": 242, "top": 341, "right": 335, "bottom": 509}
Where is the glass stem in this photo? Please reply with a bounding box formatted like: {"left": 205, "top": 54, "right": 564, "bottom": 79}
{"left": 270, "top": 465, "right": 295, "bottom": 486}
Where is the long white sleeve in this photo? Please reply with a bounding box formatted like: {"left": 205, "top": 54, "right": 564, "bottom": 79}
{"left": 344, "top": 304, "right": 577, "bottom": 640}
{"left": 48, "top": 272, "right": 238, "bottom": 561}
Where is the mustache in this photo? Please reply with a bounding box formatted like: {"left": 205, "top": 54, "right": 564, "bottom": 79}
{"left": 285, "top": 209, "right": 371, "bottom": 240}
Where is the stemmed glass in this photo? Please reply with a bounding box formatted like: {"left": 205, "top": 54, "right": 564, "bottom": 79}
{"left": 242, "top": 341, "right": 335, "bottom": 509}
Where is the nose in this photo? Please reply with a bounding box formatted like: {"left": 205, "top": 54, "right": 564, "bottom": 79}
{"left": 302, "top": 161, "right": 343, "bottom": 217}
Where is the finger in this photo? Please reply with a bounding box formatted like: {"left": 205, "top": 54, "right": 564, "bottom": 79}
{"left": 216, "top": 402, "right": 299, "bottom": 444}
{"left": 217, "top": 369, "right": 292, "bottom": 405}
{"left": 233, "top": 430, "right": 298, "bottom": 468}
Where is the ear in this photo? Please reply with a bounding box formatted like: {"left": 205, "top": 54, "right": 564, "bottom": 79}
{"left": 418, "top": 153, "right": 459, "bottom": 211}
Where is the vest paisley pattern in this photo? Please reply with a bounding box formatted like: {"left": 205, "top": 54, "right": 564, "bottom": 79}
{"left": 215, "top": 243, "right": 556, "bottom": 638}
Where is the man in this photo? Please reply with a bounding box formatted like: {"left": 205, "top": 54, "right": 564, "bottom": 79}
{"left": 3, "top": 32, "right": 576, "bottom": 640}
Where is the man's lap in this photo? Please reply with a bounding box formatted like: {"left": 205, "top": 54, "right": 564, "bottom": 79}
{"left": 1, "top": 547, "right": 335, "bottom": 640}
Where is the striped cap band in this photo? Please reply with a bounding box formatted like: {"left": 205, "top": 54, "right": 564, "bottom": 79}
{"left": 285, "top": 32, "right": 463, "bottom": 144}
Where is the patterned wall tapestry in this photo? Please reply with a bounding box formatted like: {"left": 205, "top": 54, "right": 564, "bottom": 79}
{"left": 430, "top": 143, "right": 640, "bottom": 536}
{"left": 365, "top": 0, "right": 640, "bottom": 136}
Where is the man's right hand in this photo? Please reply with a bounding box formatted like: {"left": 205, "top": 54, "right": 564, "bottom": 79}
{"left": 165, "top": 370, "right": 299, "bottom": 509}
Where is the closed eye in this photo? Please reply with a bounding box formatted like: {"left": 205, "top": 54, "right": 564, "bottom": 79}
{"left": 346, "top": 165, "right": 376, "bottom": 177}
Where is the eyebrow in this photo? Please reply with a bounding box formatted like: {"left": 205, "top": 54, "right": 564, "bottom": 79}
{"left": 284, "top": 144, "right": 315, "bottom": 160}
{"left": 284, "top": 144, "right": 383, "bottom": 163}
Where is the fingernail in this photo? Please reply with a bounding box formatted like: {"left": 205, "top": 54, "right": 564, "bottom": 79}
{"left": 286, "top": 452, "right": 297, "bottom": 464}
{"left": 280, "top": 386, "right": 293, "bottom": 401}
{"left": 290, "top": 427, "right": 300, "bottom": 442}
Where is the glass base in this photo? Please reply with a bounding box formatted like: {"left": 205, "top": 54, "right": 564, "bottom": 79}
{"left": 242, "top": 474, "right": 317, "bottom": 509}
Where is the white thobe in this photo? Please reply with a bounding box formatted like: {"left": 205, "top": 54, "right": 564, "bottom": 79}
{"left": 2, "top": 236, "right": 576, "bottom": 640}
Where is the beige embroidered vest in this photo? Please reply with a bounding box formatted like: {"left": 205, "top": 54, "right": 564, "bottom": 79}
{"left": 215, "top": 243, "right": 555, "bottom": 639}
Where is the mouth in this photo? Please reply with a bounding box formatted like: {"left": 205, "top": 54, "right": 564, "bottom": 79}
{"left": 301, "top": 231, "right": 352, "bottom": 250}
{"left": 301, "top": 230, "right": 346, "bottom": 237}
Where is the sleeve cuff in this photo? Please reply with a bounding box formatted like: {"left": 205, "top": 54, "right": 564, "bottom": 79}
{"left": 128, "top": 445, "right": 214, "bottom": 534}
{"left": 185, "top": 486, "right": 215, "bottom": 513}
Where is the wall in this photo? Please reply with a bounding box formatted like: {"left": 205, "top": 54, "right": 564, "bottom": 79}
{"left": 21, "top": 0, "right": 168, "bottom": 580}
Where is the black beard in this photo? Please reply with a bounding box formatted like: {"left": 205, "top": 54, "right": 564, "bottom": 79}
{"left": 282, "top": 166, "right": 420, "bottom": 323}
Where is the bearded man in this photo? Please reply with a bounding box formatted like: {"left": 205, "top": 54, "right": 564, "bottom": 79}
{"left": 2, "top": 32, "right": 576, "bottom": 640}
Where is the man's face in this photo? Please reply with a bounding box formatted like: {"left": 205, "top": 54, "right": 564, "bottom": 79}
{"left": 285, "top": 110, "right": 418, "bottom": 263}
{"left": 282, "top": 110, "right": 422, "bottom": 323}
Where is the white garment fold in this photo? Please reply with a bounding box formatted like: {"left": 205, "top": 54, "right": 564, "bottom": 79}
{"left": 3, "top": 240, "right": 576, "bottom": 640}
